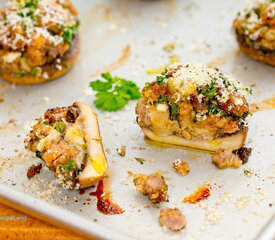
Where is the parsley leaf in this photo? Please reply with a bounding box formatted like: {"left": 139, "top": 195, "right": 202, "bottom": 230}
{"left": 169, "top": 103, "right": 180, "bottom": 121}
{"left": 59, "top": 159, "right": 82, "bottom": 180}
{"left": 60, "top": 23, "right": 80, "bottom": 45}
{"left": 89, "top": 72, "right": 141, "bottom": 112}
{"left": 200, "top": 81, "right": 218, "bottom": 99}
{"left": 35, "top": 150, "right": 42, "bottom": 159}
{"left": 15, "top": 70, "right": 26, "bottom": 77}
{"left": 54, "top": 122, "right": 66, "bottom": 133}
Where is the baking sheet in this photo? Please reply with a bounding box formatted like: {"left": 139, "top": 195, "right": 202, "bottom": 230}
{"left": 0, "top": 0, "right": 275, "bottom": 239}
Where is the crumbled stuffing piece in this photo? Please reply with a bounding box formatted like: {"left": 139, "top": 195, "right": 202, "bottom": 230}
{"left": 159, "top": 207, "right": 186, "bottom": 231}
{"left": 173, "top": 159, "right": 190, "bottom": 176}
{"left": 117, "top": 145, "right": 126, "bottom": 157}
{"left": 133, "top": 173, "right": 168, "bottom": 203}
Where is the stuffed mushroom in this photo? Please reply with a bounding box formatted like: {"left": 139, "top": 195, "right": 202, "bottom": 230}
{"left": 0, "top": 0, "right": 80, "bottom": 84}
{"left": 234, "top": 0, "right": 275, "bottom": 67}
{"left": 25, "top": 102, "right": 108, "bottom": 189}
{"left": 136, "top": 63, "right": 251, "bottom": 151}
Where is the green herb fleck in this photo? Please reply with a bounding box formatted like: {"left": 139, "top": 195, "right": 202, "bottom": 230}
{"left": 133, "top": 178, "right": 139, "bottom": 183}
{"left": 200, "top": 81, "right": 218, "bottom": 99}
{"left": 135, "top": 157, "right": 145, "bottom": 165}
{"left": 43, "top": 120, "right": 50, "bottom": 125}
{"left": 31, "top": 67, "right": 38, "bottom": 76}
{"left": 61, "top": 23, "right": 80, "bottom": 45}
{"left": 169, "top": 103, "right": 180, "bottom": 121}
{"left": 208, "top": 104, "right": 220, "bottom": 115}
{"left": 245, "top": 36, "right": 251, "bottom": 45}
{"left": 156, "top": 75, "right": 168, "bottom": 87}
{"left": 35, "top": 150, "right": 42, "bottom": 159}
{"left": 89, "top": 72, "right": 141, "bottom": 112}
{"left": 24, "top": 0, "right": 38, "bottom": 9}
{"left": 144, "top": 82, "right": 151, "bottom": 91}
{"left": 59, "top": 159, "right": 82, "bottom": 180}
{"left": 154, "top": 94, "right": 169, "bottom": 104}
{"left": 54, "top": 122, "right": 66, "bottom": 133}
{"left": 15, "top": 70, "right": 26, "bottom": 78}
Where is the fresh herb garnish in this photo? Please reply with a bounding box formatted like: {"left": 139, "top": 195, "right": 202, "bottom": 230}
{"left": 24, "top": 0, "right": 38, "bottom": 9}
{"left": 43, "top": 120, "right": 50, "bottom": 125}
{"left": 135, "top": 157, "right": 145, "bottom": 165}
{"left": 60, "top": 23, "right": 80, "bottom": 45}
{"left": 169, "top": 103, "right": 180, "bottom": 121}
{"left": 31, "top": 67, "right": 38, "bottom": 76}
{"left": 156, "top": 69, "right": 168, "bottom": 87}
{"left": 153, "top": 94, "right": 169, "bottom": 105}
{"left": 200, "top": 81, "right": 218, "bottom": 100}
{"left": 208, "top": 104, "right": 220, "bottom": 115}
{"left": 54, "top": 122, "right": 66, "bottom": 133}
{"left": 144, "top": 82, "right": 151, "bottom": 91}
{"left": 59, "top": 159, "right": 82, "bottom": 180}
{"left": 35, "top": 150, "right": 42, "bottom": 159}
{"left": 15, "top": 70, "right": 26, "bottom": 77}
{"left": 133, "top": 177, "right": 139, "bottom": 183}
{"left": 89, "top": 72, "right": 141, "bottom": 112}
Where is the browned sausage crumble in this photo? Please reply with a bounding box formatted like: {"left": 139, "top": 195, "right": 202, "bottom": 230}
{"left": 27, "top": 163, "right": 42, "bottom": 179}
{"left": 159, "top": 207, "right": 186, "bottom": 231}
{"left": 212, "top": 147, "right": 252, "bottom": 169}
{"left": 133, "top": 173, "right": 168, "bottom": 203}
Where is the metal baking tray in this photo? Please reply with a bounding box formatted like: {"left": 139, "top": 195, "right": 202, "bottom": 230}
{"left": 0, "top": 0, "right": 274, "bottom": 239}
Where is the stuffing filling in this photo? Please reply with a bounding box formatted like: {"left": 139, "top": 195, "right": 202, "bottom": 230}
{"left": 136, "top": 63, "right": 251, "bottom": 141}
{"left": 25, "top": 105, "right": 87, "bottom": 189}
{"left": 0, "top": 0, "right": 79, "bottom": 78}
{"left": 234, "top": 0, "right": 275, "bottom": 52}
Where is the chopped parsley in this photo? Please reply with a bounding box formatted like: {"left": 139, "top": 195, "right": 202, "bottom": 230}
{"left": 24, "top": 0, "right": 39, "bottom": 9}
{"left": 133, "top": 177, "right": 139, "bottom": 183}
{"left": 59, "top": 159, "right": 82, "bottom": 180}
{"left": 153, "top": 94, "right": 169, "bottom": 105}
{"left": 31, "top": 67, "right": 38, "bottom": 76}
{"left": 43, "top": 120, "right": 50, "bottom": 125}
{"left": 89, "top": 72, "right": 141, "bottom": 112}
{"left": 199, "top": 81, "right": 218, "bottom": 100}
{"left": 156, "top": 69, "right": 169, "bottom": 87}
{"left": 135, "top": 157, "right": 145, "bottom": 165}
{"left": 54, "top": 122, "right": 66, "bottom": 133}
{"left": 35, "top": 150, "right": 42, "bottom": 159}
{"left": 169, "top": 103, "right": 180, "bottom": 121}
{"left": 144, "top": 82, "right": 151, "bottom": 91}
{"left": 208, "top": 104, "right": 220, "bottom": 115}
{"left": 60, "top": 23, "right": 80, "bottom": 45}
{"left": 15, "top": 70, "right": 26, "bottom": 78}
